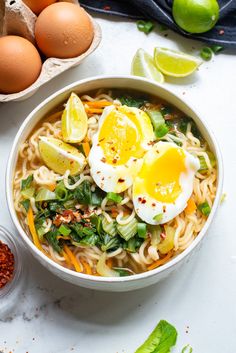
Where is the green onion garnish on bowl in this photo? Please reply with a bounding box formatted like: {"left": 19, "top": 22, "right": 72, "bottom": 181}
{"left": 198, "top": 201, "right": 211, "bottom": 216}
{"left": 107, "top": 192, "right": 122, "bottom": 203}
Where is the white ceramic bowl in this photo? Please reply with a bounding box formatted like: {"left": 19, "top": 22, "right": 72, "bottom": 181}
{"left": 6, "top": 76, "right": 223, "bottom": 292}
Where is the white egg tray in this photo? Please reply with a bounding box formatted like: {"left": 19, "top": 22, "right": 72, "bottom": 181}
{"left": 0, "top": 0, "right": 102, "bottom": 102}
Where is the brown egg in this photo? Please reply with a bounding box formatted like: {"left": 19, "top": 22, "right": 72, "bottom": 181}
{"left": 22, "top": 0, "right": 57, "bottom": 15}
{"left": 35, "top": 2, "right": 94, "bottom": 59}
{"left": 0, "top": 36, "right": 42, "bottom": 94}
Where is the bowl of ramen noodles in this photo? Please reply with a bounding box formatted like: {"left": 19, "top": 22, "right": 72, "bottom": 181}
{"left": 6, "top": 76, "right": 223, "bottom": 291}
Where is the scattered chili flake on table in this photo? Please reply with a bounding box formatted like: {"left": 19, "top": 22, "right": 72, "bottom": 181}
{"left": 0, "top": 240, "right": 14, "bottom": 289}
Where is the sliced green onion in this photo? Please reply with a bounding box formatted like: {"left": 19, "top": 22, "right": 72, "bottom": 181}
{"left": 117, "top": 218, "right": 138, "bottom": 241}
{"left": 147, "top": 110, "right": 169, "bottom": 138}
{"left": 107, "top": 192, "right": 122, "bottom": 204}
{"left": 55, "top": 183, "right": 69, "bottom": 202}
{"left": 211, "top": 45, "right": 223, "bottom": 54}
{"left": 153, "top": 213, "right": 163, "bottom": 222}
{"left": 200, "top": 47, "right": 213, "bottom": 61}
{"left": 155, "top": 124, "right": 169, "bottom": 138}
{"left": 137, "top": 223, "right": 147, "bottom": 238}
{"left": 137, "top": 20, "right": 154, "bottom": 34}
{"left": 35, "top": 188, "right": 56, "bottom": 202}
{"left": 113, "top": 268, "right": 132, "bottom": 276}
{"left": 182, "top": 344, "right": 193, "bottom": 353}
{"left": 198, "top": 152, "right": 216, "bottom": 172}
{"left": 198, "top": 202, "right": 211, "bottom": 216}
{"left": 147, "top": 110, "right": 164, "bottom": 129}
{"left": 58, "top": 224, "right": 71, "bottom": 236}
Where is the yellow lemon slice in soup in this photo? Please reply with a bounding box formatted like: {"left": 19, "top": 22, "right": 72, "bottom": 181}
{"left": 39, "top": 137, "right": 86, "bottom": 175}
{"left": 154, "top": 47, "right": 202, "bottom": 77}
{"left": 61, "top": 92, "right": 88, "bottom": 143}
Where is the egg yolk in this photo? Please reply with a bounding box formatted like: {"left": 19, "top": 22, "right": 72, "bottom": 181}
{"left": 134, "top": 147, "right": 187, "bottom": 203}
{"left": 98, "top": 108, "right": 145, "bottom": 165}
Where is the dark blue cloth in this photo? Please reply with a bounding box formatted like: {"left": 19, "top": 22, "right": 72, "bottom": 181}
{"left": 80, "top": 0, "right": 236, "bottom": 48}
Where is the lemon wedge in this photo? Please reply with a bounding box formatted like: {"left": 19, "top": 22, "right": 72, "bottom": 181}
{"left": 62, "top": 92, "right": 88, "bottom": 143}
{"left": 154, "top": 47, "right": 202, "bottom": 77}
{"left": 131, "top": 48, "right": 164, "bottom": 83}
{"left": 39, "top": 137, "right": 86, "bottom": 175}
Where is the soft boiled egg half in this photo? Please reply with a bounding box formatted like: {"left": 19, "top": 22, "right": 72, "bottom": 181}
{"left": 88, "top": 105, "right": 154, "bottom": 193}
{"left": 133, "top": 141, "right": 200, "bottom": 225}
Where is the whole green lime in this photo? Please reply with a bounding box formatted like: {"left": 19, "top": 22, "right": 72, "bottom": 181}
{"left": 172, "top": 0, "right": 219, "bottom": 34}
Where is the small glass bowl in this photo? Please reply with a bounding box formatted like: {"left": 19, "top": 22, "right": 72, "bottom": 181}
{"left": 0, "top": 226, "right": 24, "bottom": 311}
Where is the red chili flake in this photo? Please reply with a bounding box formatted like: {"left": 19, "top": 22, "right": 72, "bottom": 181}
{"left": 141, "top": 199, "right": 146, "bottom": 204}
{"left": 112, "top": 158, "right": 117, "bottom": 164}
{"left": 103, "top": 5, "right": 111, "bottom": 10}
{"left": 0, "top": 241, "right": 14, "bottom": 289}
{"left": 152, "top": 203, "right": 156, "bottom": 207}
{"left": 163, "top": 205, "right": 166, "bottom": 213}
{"left": 101, "top": 157, "right": 106, "bottom": 163}
{"left": 219, "top": 29, "right": 224, "bottom": 35}
{"left": 111, "top": 147, "right": 115, "bottom": 151}
{"left": 101, "top": 177, "right": 105, "bottom": 181}
{"left": 138, "top": 197, "right": 146, "bottom": 204}
{"left": 160, "top": 232, "right": 166, "bottom": 239}
{"left": 118, "top": 178, "right": 125, "bottom": 183}
{"left": 96, "top": 171, "right": 101, "bottom": 174}
{"left": 99, "top": 138, "right": 105, "bottom": 142}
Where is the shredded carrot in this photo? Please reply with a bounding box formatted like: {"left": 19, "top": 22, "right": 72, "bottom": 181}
{"left": 185, "top": 197, "right": 197, "bottom": 215}
{"left": 147, "top": 251, "right": 173, "bottom": 271}
{"left": 80, "top": 259, "right": 92, "bottom": 275}
{"left": 82, "top": 142, "right": 90, "bottom": 157}
{"left": 106, "top": 258, "right": 113, "bottom": 269}
{"left": 62, "top": 250, "right": 72, "bottom": 268}
{"left": 47, "top": 183, "right": 56, "bottom": 192}
{"left": 85, "top": 108, "right": 104, "bottom": 115}
{"left": 63, "top": 245, "right": 82, "bottom": 272}
{"left": 83, "top": 100, "right": 113, "bottom": 108}
{"left": 27, "top": 207, "right": 43, "bottom": 251}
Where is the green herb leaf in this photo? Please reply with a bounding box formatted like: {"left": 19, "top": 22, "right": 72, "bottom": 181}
{"left": 113, "top": 267, "right": 132, "bottom": 276}
{"left": 200, "top": 47, "right": 213, "bottom": 61}
{"left": 55, "top": 181, "right": 69, "bottom": 202}
{"left": 123, "top": 236, "right": 142, "bottom": 252}
{"left": 91, "top": 188, "right": 106, "bottom": 206}
{"left": 101, "top": 234, "right": 120, "bottom": 251}
{"left": 21, "top": 175, "right": 33, "bottom": 191}
{"left": 80, "top": 232, "right": 99, "bottom": 246}
{"left": 119, "top": 96, "right": 147, "bottom": 108}
{"left": 198, "top": 202, "right": 211, "bottom": 216}
{"left": 90, "top": 214, "right": 104, "bottom": 236}
{"left": 137, "top": 20, "right": 154, "bottom": 34}
{"left": 135, "top": 319, "right": 178, "bottom": 353}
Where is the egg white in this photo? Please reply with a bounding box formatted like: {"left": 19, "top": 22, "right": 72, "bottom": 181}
{"left": 88, "top": 105, "right": 154, "bottom": 193}
{"left": 132, "top": 142, "right": 200, "bottom": 225}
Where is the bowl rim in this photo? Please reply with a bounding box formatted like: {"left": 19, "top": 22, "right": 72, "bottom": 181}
{"left": 6, "top": 75, "right": 224, "bottom": 283}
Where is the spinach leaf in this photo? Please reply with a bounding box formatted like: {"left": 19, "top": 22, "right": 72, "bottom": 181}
{"left": 135, "top": 320, "right": 177, "bottom": 353}
{"left": 73, "top": 180, "right": 92, "bottom": 205}
{"left": 90, "top": 214, "right": 104, "bottom": 236}
{"left": 44, "top": 228, "right": 62, "bottom": 254}
{"left": 21, "top": 175, "right": 33, "bottom": 191}
{"left": 123, "top": 236, "right": 142, "bottom": 253}
{"left": 119, "top": 96, "right": 147, "bottom": 108}
{"left": 91, "top": 188, "right": 106, "bottom": 206}
{"left": 101, "top": 234, "right": 120, "bottom": 252}
{"left": 79, "top": 232, "right": 99, "bottom": 246}
{"left": 20, "top": 199, "right": 30, "bottom": 212}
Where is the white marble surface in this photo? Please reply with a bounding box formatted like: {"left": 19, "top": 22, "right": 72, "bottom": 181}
{"left": 0, "top": 14, "right": 236, "bottom": 353}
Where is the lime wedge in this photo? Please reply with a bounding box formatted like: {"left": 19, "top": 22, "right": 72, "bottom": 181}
{"left": 39, "top": 137, "right": 86, "bottom": 175}
{"left": 131, "top": 48, "right": 164, "bottom": 83}
{"left": 62, "top": 92, "right": 88, "bottom": 143}
{"left": 154, "top": 47, "right": 202, "bottom": 77}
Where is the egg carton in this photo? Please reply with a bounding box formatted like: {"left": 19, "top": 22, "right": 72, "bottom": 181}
{"left": 0, "top": 0, "right": 102, "bottom": 102}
